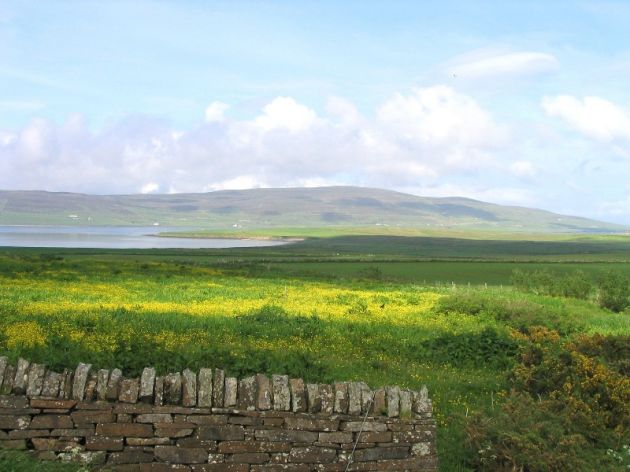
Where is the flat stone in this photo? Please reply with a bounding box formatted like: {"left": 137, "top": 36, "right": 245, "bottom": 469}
{"left": 154, "top": 445, "right": 208, "bottom": 464}
{"left": 333, "top": 382, "right": 349, "bottom": 413}
{"left": 8, "top": 429, "right": 51, "bottom": 439}
{"left": 96, "top": 369, "right": 109, "bottom": 401}
{"left": 318, "top": 431, "right": 353, "bottom": 443}
{"left": 256, "top": 374, "right": 272, "bottom": 410}
{"left": 71, "top": 410, "right": 114, "bottom": 424}
{"left": 31, "top": 438, "right": 82, "bottom": 452}
{"left": 41, "top": 371, "right": 62, "bottom": 398}
{"left": 0, "top": 415, "right": 30, "bottom": 429}
{"left": 225, "top": 453, "right": 270, "bottom": 464}
{"left": 119, "top": 378, "right": 139, "bottom": 403}
{"left": 127, "top": 437, "right": 172, "bottom": 446}
{"left": 340, "top": 421, "right": 388, "bottom": 432}
{"left": 289, "top": 378, "right": 306, "bottom": 413}
{"left": 86, "top": 436, "right": 124, "bottom": 451}
{"left": 372, "top": 388, "right": 387, "bottom": 416}
{"left": 139, "top": 367, "right": 156, "bottom": 403}
{"left": 106, "top": 368, "right": 122, "bottom": 400}
{"left": 0, "top": 364, "right": 15, "bottom": 394}
{"left": 0, "top": 439, "right": 26, "bottom": 450}
{"left": 0, "top": 395, "right": 28, "bottom": 408}
{"left": 106, "top": 450, "right": 153, "bottom": 464}
{"left": 154, "top": 376, "right": 164, "bottom": 406}
{"left": 289, "top": 446, "right": 336, "bottom": 463}
{"left": 30, "top": 414, "right": 73, "bottom": 429}
{"left": 72, "top": 363, "right": 92, "bottom": 401}
{"left": 319, "top": 384, "right": 334, "bottom": 415}
{"left": 272, "top": 374, "right": 290, "bottom": 411}
{"left": 224, "top": 377, "right": 237, "bottom": 407}
{"left": 306, "top": 384, "right": 321, "bottom": 413}
{"left": 386, "top": 386, "right": 400, "bottom": 418}
{"left": 254, "top": 429, "right": 318, "bottom": 443}
{"left": 155, "top": 423, "right": 195, "bottom": 438}
{"left": 12, "top": 358, "right": 30, "bottom": 394}
{"left": 218, "top": 440, "right": 290, "bottom": 453}
{"left": 285, "top": 417, "right": 339, "bottom": 432}
{"left": 197, "top": 425, "right": 245, "bottom": 441}
{"left": 0, "top": 357, "right": 8, "bottom": 390}
{"left": 352, "top": 446, "right": 409, "bottom": 461}
{"left": 213, "top": 369, "right": 225, "bottom": 407}
{"left": 237, "top": 376, "right": 256, "bottom": 411}
{"left": 96, "top": 422, "right": 153, "bottom": 437}
{"left": 136, "top": 413, "right": 173, "bottom": 423}
{"left": 182, "top": 369, "right": 197, "bottom": 407}
{"left": 197, "top": 368, "right": 213, "bottom": 407}
{"left": 164, "top": 373, "right": 182, "bottom": 404}
{"left": 348, "top": 382, "right": 362, "bottom": 416}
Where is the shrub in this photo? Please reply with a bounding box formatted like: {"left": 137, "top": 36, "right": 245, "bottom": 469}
{"left": 597, "top": 270, "right": 630, "bottom": 312}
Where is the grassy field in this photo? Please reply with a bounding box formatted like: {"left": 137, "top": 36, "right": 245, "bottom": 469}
{"left": 0, "top": 233, "right": 629, "bottom": 470}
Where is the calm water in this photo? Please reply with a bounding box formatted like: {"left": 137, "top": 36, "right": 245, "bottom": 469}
{"left": 0, "top": 226, "right": 288, "bottom": 249}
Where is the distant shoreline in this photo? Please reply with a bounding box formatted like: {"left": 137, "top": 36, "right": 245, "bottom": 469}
{"left": 156, "top": 232, "right": 304, "bottom": 243}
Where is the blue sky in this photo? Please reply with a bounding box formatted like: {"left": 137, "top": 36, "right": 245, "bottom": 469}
{"left": 1, "top": 1, "right": 630, "bottom": 223}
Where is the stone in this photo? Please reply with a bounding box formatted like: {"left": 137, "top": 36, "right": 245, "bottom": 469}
{"left": 84, "top": 374, "right": 98, "bottom": 401}
{"left": 224, "top": 377, "right": 237, "bottom": 407}
{"left": 155, "top": 445, "right": 208, "bottom": 464}
{"left": 136, "top": 413, "right": 172, "bottom": 423}
{"left": 289, "top": 446, "right": 336, "bottom": 464}
{"left": 237, "top": 376, "right": 256, "bottom": 411}
{"left": 126, "top": 437, "right": 172, "bottom": 446}
{"left": 319, "top": 384, "right": 334, "bottom": 415}
{"left": 218, "top": 441, "right": 290, "bottom": 453}
{"left": 30, "top": 398, "right": 76, "bottom": 409}
{"left": 72, "top": 363, "right": 92, "bottom": 401}
{"left": 289, "top": 378, "right": 306, "bottom": 413}
{"left": 149, "top": 376, "right": 162, "bottom": 407}
{"left": 0, "top": 364, "right": 15, "bottom": 394}
{"left": 30, "top": 414, "right": 74, "bottom": 429}
{"left": 106, "top": 368, "right": 122, "bottom": 400}
{"left": 197, "top": 425, "right": 245, "bottom": 441}
{"left": 347, "top": 382, "right": 362, "bottom": 416}
{"left": 359, "top": 382, "right": 373, "bottom": 414}
{"left": 0, "top": 415, "right": 30, "bottom": 429}
{"left": 182, "top": 369, "right": 197, "bottom": 407}
{"left": 306, "top": 384, "right": 321, "bottom": 413}
{"left": 12, "top": 358, "right": 30, "bottom": 394}
{"left": 138, "top": 367, "right": 156, "bottom": 403}
{"left": 256, "top": 374, "right": 272, "bottom": 410}
{"left": 386, "top": 386, "right": 400, "bottom": 418}
{"left": 271, "top": 374, "right": 290, "bottom": 411}
{"left": 0, "top": 395, "right": 28, "bottom": 408}
{"left": 0, "top": 439, "right": 26, "bottom": 449}
{"left": 225, "top": 453, "right": 270, "bottom": 464}
{"left": 318, "top": 431, "right": 353, "bottom": 443}
{"left": 197, "top": 368, "right": 213, "bottom": 407}
{"left": 372, "top": 388, "right": 387, "bottom": 416}
{"left": 96, "top": 369, "right": 109, "bottom": 401}
{"left": 340, "top": 421, "right": 388, "bottom": 432}
{"left": 86, "top": 436, "right": 124, "bottom": 451}
{"left": 254, "top": 429, "right": 318, "bottom": 443}
{"left": 119, "top": 378, "right": 139, "bottom": 403}
{"left": 353, "top": 446, "right": 410, "bottom": 461}
{"left": 399, "top": 389, "right": 413, "bottom": 418}
{"left": 213, "top": 369, "right": 225, "bottom": 407}
{"left": 164, "top": 373, "right": 182, "bottom": 404}
{"left": 106, "top": 450, "right": 153, "bottom": 464}
{"left": 41, "top": 371, "right": 62, "bottom": 398}
{"left": 31, "top": 438, "right": 82, "bottom": 452}
{"left": 155, "top": 423, "right": 195, "bottom": 438}
{"left": 333, "top": 382, "right": 349, "bottom": 414}
{"left": 71, "top": 410, "right": 114, "bottom": 424}
{"left": 96, "top": 423, "right": 153, "bottom": 437}
{"left": 0, "top": 357, "right": 7, "bottom": 389}
{"left": 59, "top": 369, "right": 73, "bottom": 400}
{"left": 285, "top": 417, "right": 339, "bottom": 432}
{"left": 413, "top": 386, "right": 431, "bottom": 414}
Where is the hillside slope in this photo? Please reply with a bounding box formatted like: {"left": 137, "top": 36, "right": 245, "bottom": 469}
{"left": 0, "top": 186, "right": 624, "bottom": 233}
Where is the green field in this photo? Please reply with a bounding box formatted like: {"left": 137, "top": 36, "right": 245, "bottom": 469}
{"left": 0, "top": 233, "right": 629, "bottom": 470}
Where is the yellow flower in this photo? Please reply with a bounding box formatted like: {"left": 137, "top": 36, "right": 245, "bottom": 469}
{"left": 4, "top": 321, "right": 48, "bottom": 349}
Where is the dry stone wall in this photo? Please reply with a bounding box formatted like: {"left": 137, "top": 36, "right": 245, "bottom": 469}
{"left": 0, "top": 357, "right": 437, "bottom": 471}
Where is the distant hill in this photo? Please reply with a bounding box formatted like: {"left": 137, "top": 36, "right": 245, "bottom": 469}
{"left": 0, "top": 187, "right": 625, "bottom": 233}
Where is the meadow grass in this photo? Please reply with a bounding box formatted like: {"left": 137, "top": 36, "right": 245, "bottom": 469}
{"left": 0, "top": 246, "right": 628, "bottom": 470}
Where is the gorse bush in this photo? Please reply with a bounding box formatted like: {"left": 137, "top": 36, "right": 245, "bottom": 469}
{"left": 465, "top": 327, "right": 630, "bottom": 472}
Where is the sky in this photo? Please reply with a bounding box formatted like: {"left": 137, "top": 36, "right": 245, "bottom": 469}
{"left": 1, "top": 1, "right": 630, "bottom": 223}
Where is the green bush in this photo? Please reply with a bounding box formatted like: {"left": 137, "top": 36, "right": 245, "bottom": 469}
{"left": 511, "top": 269, "right": 592, "bottom": 300}
{"left": 597, "top": 270, "right": 630, "bottom": 312}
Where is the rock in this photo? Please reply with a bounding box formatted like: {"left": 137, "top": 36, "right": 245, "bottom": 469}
{"left": 182, "top": 369, "right": 197, "bottom": 407}
{"left": 399, "top": 389, "right": 413, "bottom": 418}
{"left": 154, "top": 445, "right": 208, "bottom": 464}
{"left": 0, "top": 364, "right": 15, "bottom": 394}
{"left": 372, "top": 388, "right": 387, "bottom": 416}
{"left": 224, "top": 377, "right": 237, "bottom": 407}
{"left": 12, "top": 358, "right": 30, "bottom": 395}
{"left": 237, "top": 376, "right": 257, "bottom": 411}
{"left": 306, "top": 384, "right": 321, "bottom": 413}
{"left": 347, "top": 382, "right": 362, "bottom": 416}
{"left": 58, "top": 369, "right": 73, "bottom": 399}
{"left": 197, "top": 368, "right": 213, "bottom": 407}
{"left": 272, "top": 374, "right": 290, "bottom": 411}
{"left": 118, "top": 378, "right": 139, "bottom": 403}
{"left": 72, "top": 363, "right": 92, "bottom": 401}
{"left": 164, "top": 373, "right": 182, "bottom": 404}
{"left": 95, "top": 369, "right": 109, "bottom": 401}
{"left": 0, "top": 357, "right": 7, "bottom": 388}
{"left": 256, "top": 374, "right": 272, "bottom": 410}
{"left": 386, "top": 386, "right": 400, "bottom": 418}
{"left": 139, "top": 367, "right": 155, "bottom": 403}
{"left": 319, "top": 384, "right": 334, "bottom": 414}
{"left": 334, "top": 382, "right": 349, "bottom": 414}
{"left": 84, "top": 374, "right": 97, "bottom": 401}
{"left": 105, "top": 368, "right": 122, "bottom": 400}
{"left": 26, "top": 363, "right": 46, "bottom": 397}
{"left": 213, "top": 368, "right": 225, "bottom": 407}
{"left": 413, "top": 386, "right": 431, "bottom": 415}
{"left": 289, "top": 378, "right": 306, "bottom": 413}
{"left": 154, "top": 376, "right": 164, "bottom": 406}
{"left": 359, "top": 382, "right": 373, "bottom": 414}
{"left": 289, "top": 446, "right": 336, "bottom": 464}
{"left": 41, "top": 371, "right": 62, "bottom": 398}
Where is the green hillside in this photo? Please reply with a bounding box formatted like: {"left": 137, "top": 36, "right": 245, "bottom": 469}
{"left": 0, "top": 186, "right": 625, "bottom": 233}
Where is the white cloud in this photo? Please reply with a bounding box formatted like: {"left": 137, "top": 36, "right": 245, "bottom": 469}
{"left": 510, "top": 160, "right": 537, "bottom": 178}
{"left": 448, "top": 51, "right": 558, "bottom": 79}
{"left": 140, "top": 182, "right": 159, "bottom": 194}
{"left": 543, "top": 95, "right": 630, "bottom": 142}
{"left": 254, "top": 96, "right": 318, "bottom": 132}
{"left": 204, "top": 101, "right": 229, "bottom": 122}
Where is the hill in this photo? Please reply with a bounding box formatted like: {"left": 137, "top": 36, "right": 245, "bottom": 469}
{"left": 0, "top": 186, "right": 625, "bottom": 233}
